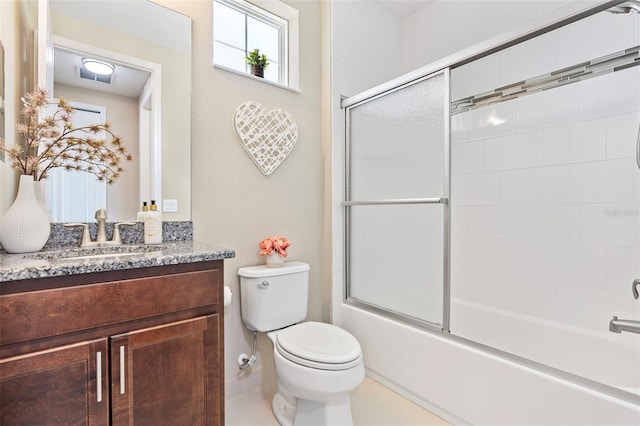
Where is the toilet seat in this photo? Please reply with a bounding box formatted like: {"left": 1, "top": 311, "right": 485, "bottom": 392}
{"left": 275, "top": 322, "right": 362, "bottom": 371}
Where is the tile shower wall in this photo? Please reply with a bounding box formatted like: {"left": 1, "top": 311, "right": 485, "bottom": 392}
{"left": 449, "top": 10, "right": 640, "bottom": 382}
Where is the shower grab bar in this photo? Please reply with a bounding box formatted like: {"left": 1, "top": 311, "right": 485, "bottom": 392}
{"left": 342, "top": 197, "right": 448, "bottom": 206}
{"left": 609, "top": 316, "right": 640, "bottom": 334}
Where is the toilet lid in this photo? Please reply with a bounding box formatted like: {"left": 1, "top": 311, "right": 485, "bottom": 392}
{"left": 275, "top": 322, "right": 362, "bottom": 371}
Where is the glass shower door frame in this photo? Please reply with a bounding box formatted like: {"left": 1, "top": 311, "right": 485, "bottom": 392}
{"left": 342, "top": 68, "right": 451, "bottom": 333}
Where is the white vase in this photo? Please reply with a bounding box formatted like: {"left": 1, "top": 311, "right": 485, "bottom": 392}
{"left": 0, "top": 175, "right": 51, "bottom": 253}
{"left": 265, "top": 251, "right": 284, "bottom": 267}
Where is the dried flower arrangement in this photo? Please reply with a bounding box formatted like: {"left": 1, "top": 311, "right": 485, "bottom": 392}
{"left": 0, "top": 87, "right": 132, "bottom": 183}
{"left": 259, "top": 235, "right": 291, "bottom": 257}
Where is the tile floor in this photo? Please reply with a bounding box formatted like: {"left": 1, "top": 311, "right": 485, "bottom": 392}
{"left": 225, "top": 376, "right": 451, "bottom": 426}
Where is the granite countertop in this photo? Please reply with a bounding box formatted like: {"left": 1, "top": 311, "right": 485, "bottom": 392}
{"left": 0, "top": 241, "right": 235, "bottom": 282}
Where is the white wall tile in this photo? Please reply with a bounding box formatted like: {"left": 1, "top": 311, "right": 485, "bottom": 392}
{"left": 536, "top": 243, "right": 573, "bottom": 284}
{"left": 451, "top": 111, "right": 471, "bottom": 144}
{"left": 489, "top": 240, "right": 539, "bottom": 278}
{"left": 333, "top": 237, "right": 344, "bottom": 273}
{"left": 499, "top": 31, "right": 558, "bottom": 88}
{"left": 452, "top": 172, "right": 500, "bottom": 205}
{"left": 570, "top": 244, "right": 607, "bottom": 289}
{"left": 606, "top": 112, "right": 640, "bottom": 160}
{"left": 516, "top": 205, "right": 580, "bottom": 243}
{"left": 556, "top": 163, "right": 584, "bottom": 204}
{"left": 333, "top": 59, "right": 381, "bottom": 98}
{"left": 451, "top": 54, "right": 500, "bottom": 101}
{"left": 498, "top": 275, "right": 558, "bottom": 321}
{"left": 537, "top": 119, "right": 606, "bottom": 166}
{"left": 451, "top": 238, "right": 537, "bottom": 279}
{"left": 450, "top": 267, "right": 501, "bottom": 308}
{"left": 606, "top": 247, "right": 640, "bottom": 292}
{"left": 581, "top": 67, "right": 640, "bottom": 121}
{"left": 581, "top": 204, "right": 640, "bottom": 248}
{"left": 556, "top": 158, "right": 638, "bottom": 205}
{"left": 581, "top": 159, "right": 638, "bottom": 203}
{"left": 517, "top": 83, "right": 581, "bottom": 132}
{"left": 536, "top": 242, "right": 609, "bottom": 289}
{"left": 332, "top": 206, "right": 343, "bottom": 240}
{"left": 402, "top": 0, "right": 456, "bottom": 71}
{"left": 452, "top": 141, "right": 483, "bottom": 175}
{"left": 466, "top": 205, "right": 518, "bottom": 240}
{"left": 467, "top": 102, "right": 518, "bottom": 141}
{"left": 557, "top": 284, "right": 633, "bottom": 331}
{"left": 556, "top": 11, "right": 635, "bottom": 70}
{"left": 451, "top": 237, "right": 487, "bottom": 272}
{"left": 535, "top": 243, "right": 605, "bottom": 288}
{"left": 500, "top": 167, "right": 558, "bottom": 204}
{"left": 483, "top": 131, "right": 537, "bottom": 171}
{"left": 332, "top": 172, "right": 343, "bottom": 206}
{"left": 331, "top": 27, "right": 365, "bottom": 67}
{"left": 450, "top": 203, "right": 468, "bottom": 231}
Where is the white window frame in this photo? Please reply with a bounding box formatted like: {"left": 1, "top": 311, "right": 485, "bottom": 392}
{"left": 213, "top": 0, "right": 299, "bottom": 91}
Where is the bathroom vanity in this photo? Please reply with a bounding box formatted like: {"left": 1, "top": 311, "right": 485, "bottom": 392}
{"left": 0, "top": 242, "right": 234, "bottom": 426}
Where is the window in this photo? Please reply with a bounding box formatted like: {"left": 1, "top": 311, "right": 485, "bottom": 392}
{"left": 213, "top": 0, "right": 299, "bottom": 89}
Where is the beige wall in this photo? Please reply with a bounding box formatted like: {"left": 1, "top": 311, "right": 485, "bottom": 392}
{"left": 0, "top": 0, "right": 37, "bottom": 217}
{"left": 52, "top": 12, "right": 191, "bottom": 221}
{"left": 54, "top": 83, "right": 140, "bottom": 221}
{"left": 155, "top": 0, "right": 325, "bottom": 398}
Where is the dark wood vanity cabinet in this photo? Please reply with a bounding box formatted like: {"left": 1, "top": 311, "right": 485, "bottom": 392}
{"left": 1, "top": 338, "right": 109, "bottom": 425}
{"left": 0, "top": 261, "right": 224, "bottom": 426}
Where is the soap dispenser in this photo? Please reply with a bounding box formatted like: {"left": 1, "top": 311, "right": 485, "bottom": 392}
{"left": 144, "top": 200, "right": 162, "bottom": 244}
{"left": 137, "top": 201, "right": 149, "bottom": 222}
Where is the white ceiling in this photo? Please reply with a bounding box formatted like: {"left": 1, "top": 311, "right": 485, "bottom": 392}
{"left": 54, "top": 48, "right": 150, "bottom": 98}
{"left": 377, "top": 0, "right": 434, "bottom": 19}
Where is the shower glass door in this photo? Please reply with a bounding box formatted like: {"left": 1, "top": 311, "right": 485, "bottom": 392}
{"left": 344, "top": 70, "right": 449, "bottom": 329}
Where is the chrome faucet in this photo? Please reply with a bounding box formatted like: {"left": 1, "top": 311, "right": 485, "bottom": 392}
{"left": 64, "top": 209, "right": 135, "bottom": 247}
{"left": 608, "top": 279, "right": 640, "bottom": 335}
{"left": 609, "top": 316, "right": 640, "bottom": 334}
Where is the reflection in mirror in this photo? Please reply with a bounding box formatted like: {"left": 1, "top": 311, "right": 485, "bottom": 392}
{"left": 46, "top": 0, "right": 191, "bottom": 222}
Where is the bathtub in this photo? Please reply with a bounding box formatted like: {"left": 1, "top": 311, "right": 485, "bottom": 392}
{"left": 450, "top": 299, "right": 640, "bottom": 397}
{"left": 338, "top": 301, "right": 640, "bottom": 425}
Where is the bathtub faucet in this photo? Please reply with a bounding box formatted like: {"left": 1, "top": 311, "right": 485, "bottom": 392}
{"left": 609, "top": 316, "right": 640, "bottom": 334}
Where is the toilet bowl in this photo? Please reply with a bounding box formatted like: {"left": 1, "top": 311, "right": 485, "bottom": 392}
{"left": 238, "top": 262, "right": 365, "bottom": 425}
{"left": 268, "top": 322, "right": 365, "bottom": 426}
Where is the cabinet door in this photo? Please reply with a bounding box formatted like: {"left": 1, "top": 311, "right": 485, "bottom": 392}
{"left": 111, "top": 315, "right": 221, "bottom": 426}
{"left": 0, "top": 339, "right": 109, "bottom": 426}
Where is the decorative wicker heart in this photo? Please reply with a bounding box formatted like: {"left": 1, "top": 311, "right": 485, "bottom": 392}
{"left": 233, "top": 101, "right": 298, "bottom": 176}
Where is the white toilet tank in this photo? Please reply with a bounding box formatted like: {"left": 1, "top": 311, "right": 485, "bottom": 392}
{"left": 238, "top": 261, "right": 310, "bottom": 332}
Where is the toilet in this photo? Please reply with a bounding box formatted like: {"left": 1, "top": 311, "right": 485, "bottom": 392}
{"left": 238, "top": 262, "right": 364, "bottom": 426}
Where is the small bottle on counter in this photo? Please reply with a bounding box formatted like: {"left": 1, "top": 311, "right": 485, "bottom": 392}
{"left": 137, "top": 201, "right": 149, "bottom": 222}
{"left": 144, "top": 200, "right": 162, "bottom": 244}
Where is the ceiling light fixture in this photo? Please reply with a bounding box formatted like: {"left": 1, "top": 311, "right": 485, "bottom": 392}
{"left": 82, "top": 58, "right": 115, "bottom": 75}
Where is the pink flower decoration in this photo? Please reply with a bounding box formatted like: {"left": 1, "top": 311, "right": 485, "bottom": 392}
{"left": 259, "top": 235, "right": 291, "bottom": 257}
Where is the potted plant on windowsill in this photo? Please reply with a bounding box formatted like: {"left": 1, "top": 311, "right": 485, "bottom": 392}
{"left": 245, "top": 48, "right": 269, "bottom": 78}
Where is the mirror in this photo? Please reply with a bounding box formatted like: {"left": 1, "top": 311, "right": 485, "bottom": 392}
{"left": 43, "top": 0, "right": 191, "bottom": 222}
